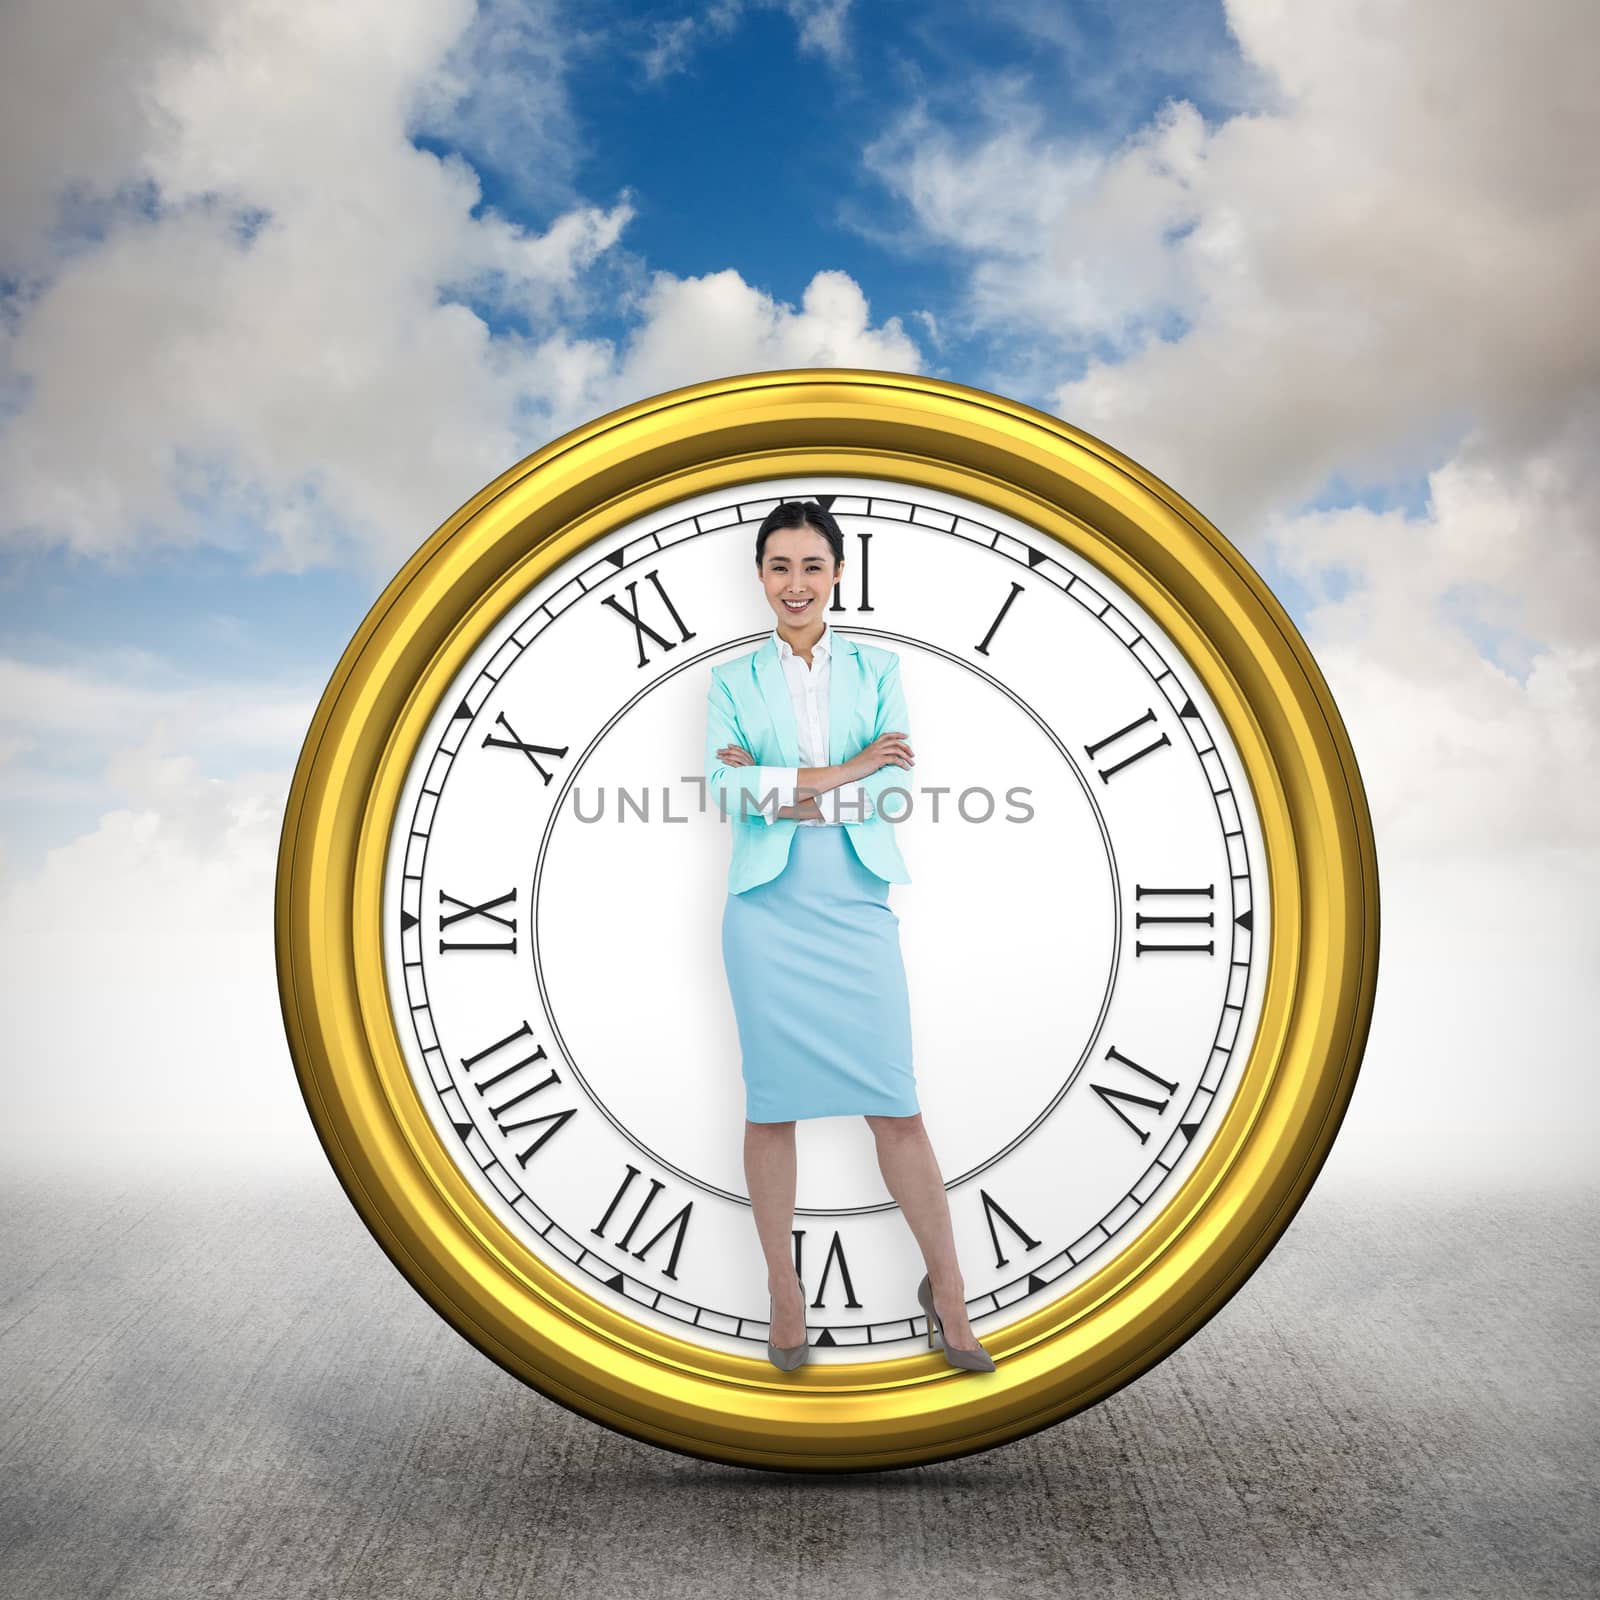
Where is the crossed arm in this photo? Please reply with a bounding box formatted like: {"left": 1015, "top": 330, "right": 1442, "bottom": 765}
{"left": 703, "top": 658, "right": 914, "bottom": 825}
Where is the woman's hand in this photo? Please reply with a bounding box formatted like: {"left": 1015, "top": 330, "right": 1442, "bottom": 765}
{"left": 717, "top": 743, "right": 755, "bottom": 767}
{"left": 848, "top": 731, "right": 914, "bottom": 782}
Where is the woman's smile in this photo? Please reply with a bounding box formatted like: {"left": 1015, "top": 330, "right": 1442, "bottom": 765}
{"left": 760, "top": 522, "right": 839, "bottom": 629}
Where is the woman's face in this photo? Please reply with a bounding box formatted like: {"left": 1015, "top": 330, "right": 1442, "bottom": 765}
{"left": 759, "top": 524, "right": 841, "bottom": 627}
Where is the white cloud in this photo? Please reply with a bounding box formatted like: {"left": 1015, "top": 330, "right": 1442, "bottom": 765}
{"left": 977, "top": 0, "right": 1277, "bottom": 131}
{"left": 0, "top": 651, "right": 311, "bottom": 745}
{"left": 642, "top": 0, "right": 745, "bottom": 81}
{"left": 862, "top": 0, "right": 1600, "bottom": 846}
{"left": 603, "top": 266, "right": 920, "bottom": 390}
{"left": 0, "top": 649, "right": 322, "bottom": 1175}
{"left": 783, "top": 0, "right": 852, "bottom": 63}
{"left": 0, "top": 650, "right": 316, "bottom": 868}
{"left": 0, "top": 772, "right": 319, "bottom": 1179}
{"left": 408, "top": 0, "right": 587, "bottom": 216}
{"left": 864, "top": 92, "right": 1204, "bottom": 359}
{"left": 858, "top": 0, "right": 1600, "bottom": 1189}
{"left": 4, "top": 0, "right": 1588, "bottom": 1192}
{"left": 866, "top": 0, "right": 1599, "bottom": 539}
{"left": 0, "top": 0, "right": 922, "bottom": 1170}
{"left": 640, "top": 0, "right": 852, "bottom": 81}
{"left": 0, "top": 0, "right": 909, "bottom": 582}
{"left": 1259, "top": 410, "right": 1600, "bottom": 858}
{"left": 0, "top": 0, "right": 628, "bottom": 575}
{"left": 0, "top": 0, "right": 210, "bottom": 281}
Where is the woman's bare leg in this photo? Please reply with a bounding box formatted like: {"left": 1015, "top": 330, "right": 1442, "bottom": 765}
{"left": 865, "top": 1112, "right": 981, "bottom": 1349}
{"left": 745, "top": 1118, "right": 805, "bottom": 1345}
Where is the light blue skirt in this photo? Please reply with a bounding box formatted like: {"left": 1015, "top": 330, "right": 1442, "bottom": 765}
{"left": 722, "top": 825, "right": 919, "bottom": 1122}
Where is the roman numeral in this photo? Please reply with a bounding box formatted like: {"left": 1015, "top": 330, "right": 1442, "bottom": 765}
{"left": 1134, "top": 884, "right": 1216, "bottom": 955}
{"left": 482, "top": 711, "right": 569, "bottom": 784}
{"left": 592, "top": 1164, "right": 694, "bottom": 1281}
{"left": 975, "top": 581, "right": 1024, "bottom": 655}
{"left": 1089, "top": 1045, "right": 1179, "bottom": 1142}
{"left": 460, "top": 1020, "right": 576, "bottom": 1165}
{"left": 599, "top": 569, "right": 697, "bottom": 668}
{"left": 1084, "top": 708, "right": 1171, "bottom": 781}
{"left": 979, "top": 1189, "right": 1043, "bottom": 1270}
{"left": 826, "top": 528, "right": 875, "bottom": 612}
{"left": 792, "top": 1227, "right": 862, "bottom": 1311}
{"left": 438, "top": 887, "right": 517, "bottom": 954}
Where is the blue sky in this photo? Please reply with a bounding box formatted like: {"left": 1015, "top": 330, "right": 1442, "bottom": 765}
{"left": 0, "top": 0, "right": 1315, "bottom": 862}
{"left": 0, "top": 1, "right": 1581, "bottom": 831}
{"left": 0, "top": 0, "right": 1594, "bottom": 1183}
{"left": 520, "top": 0, "right": 1256, "bottom": 333}
{"left": 0, "top": 0, "right": 1434, "bottom": 774}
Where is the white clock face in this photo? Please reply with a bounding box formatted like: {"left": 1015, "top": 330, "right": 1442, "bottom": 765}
{"left": 381, "top": 474, "right": 1270, "bottom": 1365}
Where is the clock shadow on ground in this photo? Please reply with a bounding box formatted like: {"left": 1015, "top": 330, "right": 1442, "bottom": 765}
{"left": 6, "top": 1171, "right": 1590, "bottom": 1598}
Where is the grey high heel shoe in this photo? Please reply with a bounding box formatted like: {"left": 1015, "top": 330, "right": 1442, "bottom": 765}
{"left": 917, "top": 1273, "right": 996, "bottom": 1372}
{"left": 767, "top": 1275, "right": 811, "bottom": 1371}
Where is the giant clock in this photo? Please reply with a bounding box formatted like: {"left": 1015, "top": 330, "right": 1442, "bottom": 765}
{"left": 275, "top": 369, "right": 1379, "bottom": 1472}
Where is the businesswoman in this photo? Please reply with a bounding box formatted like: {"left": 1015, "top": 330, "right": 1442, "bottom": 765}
{"left": 705, "top": 499, "right": 995, "bottom": 1375}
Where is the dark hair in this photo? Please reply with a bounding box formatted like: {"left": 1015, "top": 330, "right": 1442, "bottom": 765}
{"left": 755, "top": 500, "right": 845, "bottom": 570}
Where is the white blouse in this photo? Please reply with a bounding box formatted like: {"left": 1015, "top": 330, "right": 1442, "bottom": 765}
{"left": 764, "top": 623, "right": 876, "bottom": 826}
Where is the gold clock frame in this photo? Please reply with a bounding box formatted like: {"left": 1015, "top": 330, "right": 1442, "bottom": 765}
{"left": 275, "top": 368, "right": 1379, "bottom": 1473}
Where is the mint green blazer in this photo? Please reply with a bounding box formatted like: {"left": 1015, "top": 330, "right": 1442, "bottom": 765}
{"left": 705, "top": 630, "right": 912, "bottom": 896}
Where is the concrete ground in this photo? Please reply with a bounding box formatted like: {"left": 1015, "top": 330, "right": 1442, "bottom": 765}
{"left": 0, "top": 1169, "right": 1594, "bottom": 1599}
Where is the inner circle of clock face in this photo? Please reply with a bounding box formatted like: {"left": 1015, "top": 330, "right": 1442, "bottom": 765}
{"left": 382, "top": 474, "right": 1271, "bottom": 1365}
